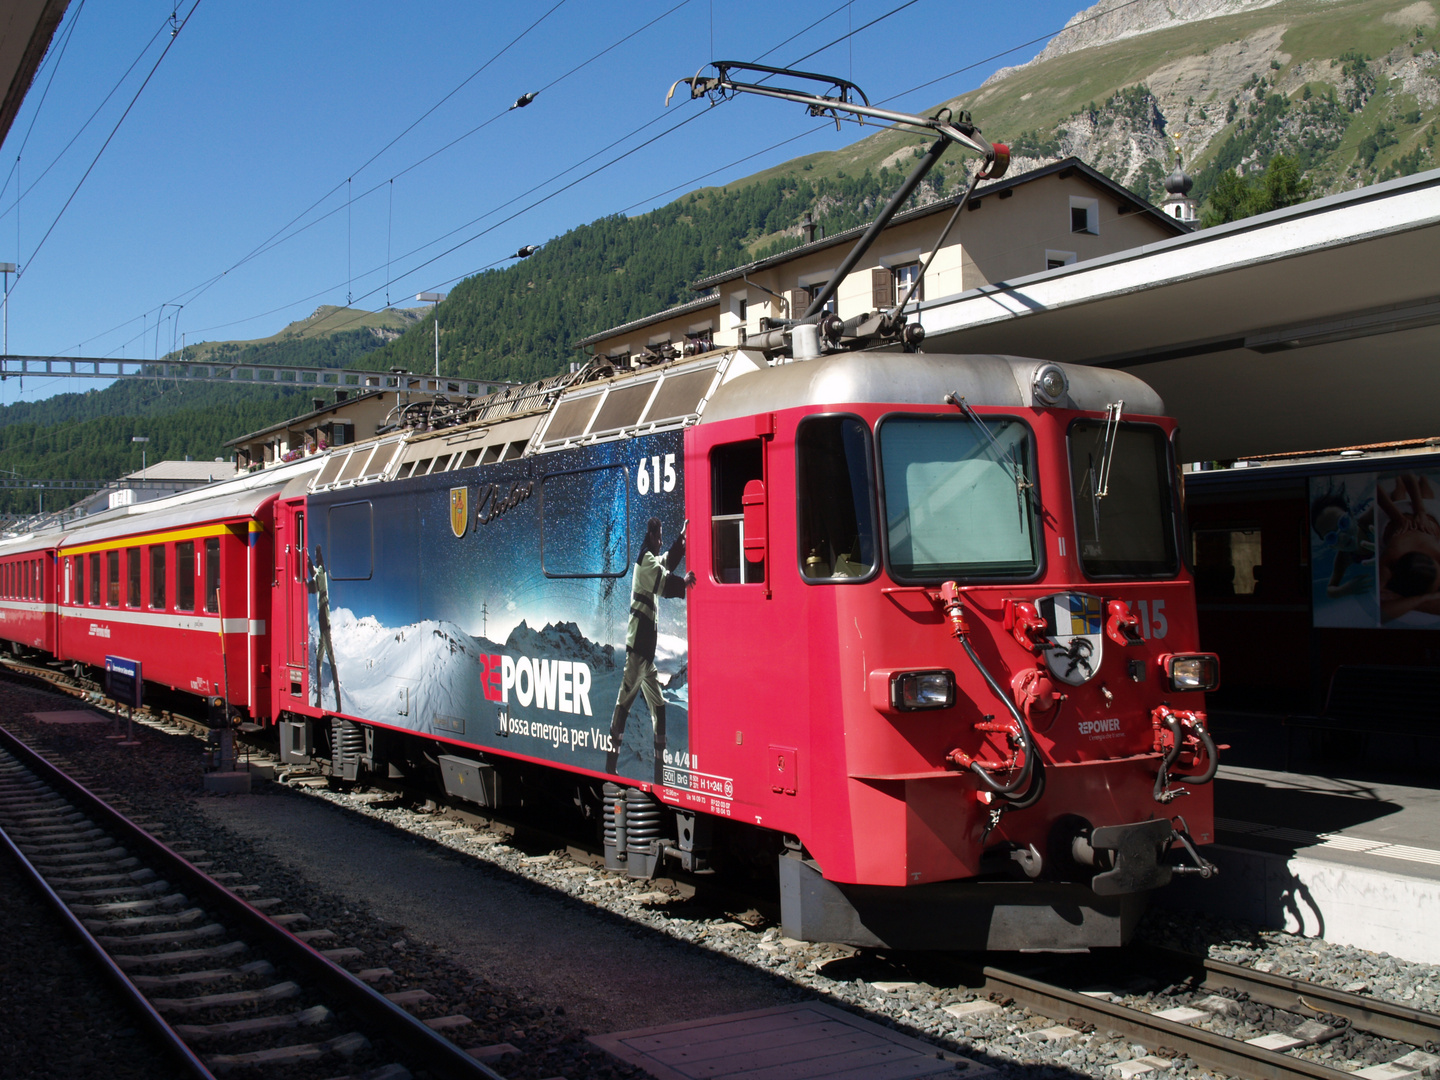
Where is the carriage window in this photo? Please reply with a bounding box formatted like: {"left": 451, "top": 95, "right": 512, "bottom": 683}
{"left": 205, "top": 537, "right": 221, "bottom": 612}
{"left": 711, "top": 439, "right": 763, "bottom": 584}
{"left": 150, "top": 546, "right": 166, "bottom": 609}
{"left": 879, "top": 414, "right": 1040, "bottom": 580}
{"left": 70, "top": 557, "right": 81, "bottom": 604}
{"left": 1069, "top": 420, "right": 1178, "bottom": 579}
{"left": 106, "top": 551, "right": 120, "bottom": 606}
{"left": 176, "top": 541, "right": 195, "bottom": 611}
{"left": 89, "top": 552, "right": 101, "bottom": 605}
{"left": 127, "top": 548, "right": 142, "bottom": 607}
{"left": 797, "top": 416, "right": 876, "bottom": 581}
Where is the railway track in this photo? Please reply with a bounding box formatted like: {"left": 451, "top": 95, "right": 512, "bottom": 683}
{"left": 951, "top": 946, "right": 1440, "bottom": 1080}
{"left": 0, "top": 722, "right": 503, "bottom": 1080}
{"left": 8, "top": 653, "right": 1440, "bottom": 1080}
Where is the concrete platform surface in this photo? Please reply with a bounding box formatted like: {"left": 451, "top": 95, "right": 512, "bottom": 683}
{"left": 590, "top": 1002, "right": 989, "bottom": 1080}
{"left": 1161, "top": 753, "right": 1440, "bottom": 964}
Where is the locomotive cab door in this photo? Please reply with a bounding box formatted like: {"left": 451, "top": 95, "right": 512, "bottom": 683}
{"left": 275, "top": 498, "right": 310, "bottom": 705}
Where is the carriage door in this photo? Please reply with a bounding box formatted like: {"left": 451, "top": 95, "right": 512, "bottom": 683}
{"left": 278, "top": 499, "right": 309, "bottom": 701}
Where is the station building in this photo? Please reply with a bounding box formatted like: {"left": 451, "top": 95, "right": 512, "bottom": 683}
{"left": 574, "top": 158, "right": 1188, "bottom": 363}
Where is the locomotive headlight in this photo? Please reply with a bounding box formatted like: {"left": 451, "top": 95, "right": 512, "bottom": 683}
{"left": 1159, "top": 653, "right": 1220, "bottom": 692}
{"left": 1031, "top": 363, "right": 1069, "bottom": 407}
{"left": 892, "top": 670, "right": 956, "bottom": 711}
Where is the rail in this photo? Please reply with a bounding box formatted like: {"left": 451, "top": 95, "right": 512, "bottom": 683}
{"left": 967, "top": 948, "right": 1440, "bottom": 1080}
{"left": 0, "top": 723, "right": 503, "bottom": 1080}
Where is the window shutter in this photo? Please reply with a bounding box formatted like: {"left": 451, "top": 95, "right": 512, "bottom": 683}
{"left": 871, "top": 267, "right": 894, "bottom": 310}
{"left": 787, "top": 289, "right": 809, "bottom": 318}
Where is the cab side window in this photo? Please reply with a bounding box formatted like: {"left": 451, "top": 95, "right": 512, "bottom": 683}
{"left": 797, "top": 415, "right": 877, "bottom": 582}
{"left": 710, "top": 440, "right": 764, "bottom": 584}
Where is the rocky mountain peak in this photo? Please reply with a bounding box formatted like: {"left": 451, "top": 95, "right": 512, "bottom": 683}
{"left": 986, "top": 0, "right": 1288, "bottom": 85}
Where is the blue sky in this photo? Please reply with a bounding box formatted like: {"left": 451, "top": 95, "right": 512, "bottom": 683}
{"left": 0, "top": 0, "right": 1087, "bottom": 405}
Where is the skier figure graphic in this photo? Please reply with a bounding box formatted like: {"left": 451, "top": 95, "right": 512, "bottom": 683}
{"left": 308, "top": 545, "right": 342, "bottom": 711}
{"left": 606, "top": 517, "right": 693, "bottom": 783}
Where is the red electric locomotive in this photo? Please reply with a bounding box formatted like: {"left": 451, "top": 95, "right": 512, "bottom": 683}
{"left": 0, "top": 66, "right": 1221, "bottom": 950}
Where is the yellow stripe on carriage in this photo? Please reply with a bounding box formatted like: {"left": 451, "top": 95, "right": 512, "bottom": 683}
{"left": 63, "top": 521, "right": 243, "bottom": 556}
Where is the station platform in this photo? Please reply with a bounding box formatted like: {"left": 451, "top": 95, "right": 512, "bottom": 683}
{"left": 1157, "top": 710, "right": 1440, "bottom": 964}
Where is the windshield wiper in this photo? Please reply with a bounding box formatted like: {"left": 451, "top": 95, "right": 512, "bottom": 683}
{"left": 944, "top": 392, "right": 1035, "bottom": 524}
{"left": 1081, "top": 400, "right": 1124, "bottom": 537}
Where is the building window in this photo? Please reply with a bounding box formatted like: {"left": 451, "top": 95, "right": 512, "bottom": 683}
{"left": 730, "top": 292, "right": 748, "bottom": 330}
{"left": 1070, "top": 196, "right": 1099, "bottom": 235}
{"left": 1045, "top": 250, "right": 1077, "bottom": 271}
{"left": 807, "top": 282, "right": 836, "bottom": 315}
{"left": 894, "top": 262, "right": 923, "bottom": 305}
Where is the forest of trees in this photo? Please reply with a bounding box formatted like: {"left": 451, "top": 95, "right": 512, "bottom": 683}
{"left": 0, "top": 329, "right": 387, "bottom": 516}
{"left": 364, "top": 166, "right": 940, "bottom": 385}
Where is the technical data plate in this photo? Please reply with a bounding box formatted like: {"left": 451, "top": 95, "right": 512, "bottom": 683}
{"left": 30, "top": 710, "right": 111, "bottom": 725}
{"left": 588, "top": 1001, "right": 989, "bottom": 1080}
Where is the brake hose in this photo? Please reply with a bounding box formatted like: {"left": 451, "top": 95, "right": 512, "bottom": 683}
{"left": 1179, "top": 721, "right": 1219, "bottom": 785}
{"left": 957, "top": 634, "right": 1045, "bottom": 804}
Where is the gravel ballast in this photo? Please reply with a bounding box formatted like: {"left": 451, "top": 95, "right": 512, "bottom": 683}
{"left": 4, "top": 676, "right": 1439, "bottom": 1080}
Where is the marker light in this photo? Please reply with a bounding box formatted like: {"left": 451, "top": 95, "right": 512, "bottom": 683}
{"left": 1032, "top": 363, "right": 1069, "bottom": 407}
{"left": 892, "top": 670, "right": 956, "bottom": 711}
{"left": 1160, "top": 653, "right": 1220, "bottom": 693}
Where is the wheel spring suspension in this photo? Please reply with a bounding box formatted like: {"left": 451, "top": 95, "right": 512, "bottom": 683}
{"left": 331, "top": 717, "right": 365, "bottom": 781}
{"left": 602, "top": 782, "right": 627, "bottom": 872}
{"left": 624, "top": 787, "right": 662, "bottom": 880}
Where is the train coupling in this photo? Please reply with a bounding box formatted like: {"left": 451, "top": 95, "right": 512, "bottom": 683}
{"left": 1069, "top": 817, "right": 1218, "bottom": 894}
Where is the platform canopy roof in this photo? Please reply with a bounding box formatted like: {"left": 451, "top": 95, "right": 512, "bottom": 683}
{"left": 914, "top": 168, "right": 1440, "bottom": 463}
{"left": 0, "top": 1, "right": 69, "bottom": 150}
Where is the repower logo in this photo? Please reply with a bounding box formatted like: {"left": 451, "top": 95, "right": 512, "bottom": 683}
{"left": 1077, "top": 718, "right": 1122, "bottom": 736}
{"left": 479, "top": 654, "right": 593, "bottom": 716}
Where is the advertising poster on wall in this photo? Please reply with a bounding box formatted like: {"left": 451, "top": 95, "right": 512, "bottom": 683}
{"left": 306, "top": 428, "right": 692, "bottom": 785}
{"left": 1309, "top": 469, "right": 1440, "bottom": 629}
{"left": 1309, "top": 472, "right": 1377, "bottom": 628}
{"left": 1375, "top": 470, "right": 1440, "bottom": 628}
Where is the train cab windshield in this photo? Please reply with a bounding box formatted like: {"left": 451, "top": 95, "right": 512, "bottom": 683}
{"left": 878, "top": 414, "right": 1040, "bottom": 581}
{"left": 1069, "top": 420, "right": 1179, "bottom": 578}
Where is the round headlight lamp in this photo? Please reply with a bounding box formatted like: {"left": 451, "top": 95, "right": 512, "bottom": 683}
{"left": 1032, "top": 363, "right": 1069, "bottom": 407}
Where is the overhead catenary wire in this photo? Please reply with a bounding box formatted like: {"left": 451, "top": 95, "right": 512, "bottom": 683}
{"left": 161, "top": 0, "right": 575, "bottom": 318}
{"left": 71, "top": 1, "right": 899, "bottom": 357}
{"left": 61, "top": 1, "right": 1134, "bottom": 370}
{"left": 10, "top": 0, "right": 203, "bottom": 295}
{"left": 189, "top": 0, "right": 934, "bottom": 345}
{"left": 164, "top": 0, "right": 702, "bottom": 320}
{"left": 0, "top": 0, "right": 88, "bottom": 212}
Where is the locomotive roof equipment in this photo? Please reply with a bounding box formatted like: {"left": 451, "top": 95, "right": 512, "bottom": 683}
{"left": 669, "top": 62, "right": 1009, "bottom": 355}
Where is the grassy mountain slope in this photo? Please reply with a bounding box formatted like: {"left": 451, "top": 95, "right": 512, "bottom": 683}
{"left": 365, "top": 0, "right": 1436, "bottom": 385}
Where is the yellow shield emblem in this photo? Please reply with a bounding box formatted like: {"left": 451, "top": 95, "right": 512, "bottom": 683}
{"left": 450, "top": 487, "right": 468, "bottom": 538}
